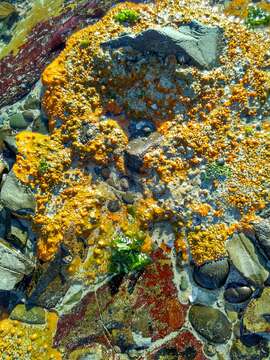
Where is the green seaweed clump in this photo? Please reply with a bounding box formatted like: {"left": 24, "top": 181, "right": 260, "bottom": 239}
{"left": 109, "top": 232, "right": 151, "bottom": 274}
{"left": 114, "top": 9, "right": 140, "bottom": 24}
{"left": 245, "top": 6, "right": 270, "bottom": 27}
{"left": 38, "top": 158, "right": 50, "bottom": 174}
{"left": 204, "top": 162, "right": 232, "bottom": 181}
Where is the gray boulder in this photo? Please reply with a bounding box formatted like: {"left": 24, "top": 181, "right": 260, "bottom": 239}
{"left": 226, "top": 233, "right": 268, "bottom": 286}
{"left": 102, "top": 21, "right": 224, "bottom": 69}
{"left": 253, "top": 219, "right": 270, "bottom": 259}
{"left": 0, "top": 238, "right": 35, "bottom": 290}
{"left": 0, "top": 171, "right": 36, "bottom": 215}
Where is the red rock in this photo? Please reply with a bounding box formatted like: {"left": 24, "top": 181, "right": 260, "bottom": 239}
{"left": 0, "top": 1, "right": 109, "bottom": 108}
{"left": 54, "top": 249, "right": 188, "bottom": 356}
{"left": 147, "top": 331, "right": 207, "bottom": 360}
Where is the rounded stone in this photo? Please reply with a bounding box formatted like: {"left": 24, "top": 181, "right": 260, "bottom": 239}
{"left": 193, "top": 258, "right": 230, "bottom": 290}
{"left": 224, "top": 284, "right": 253, "bottom": 304}
{"left": 189, "top": 304, "right": 232, "bottom": 344}
{"left": 107, "top": 200, "right": 120, "bottom": 212}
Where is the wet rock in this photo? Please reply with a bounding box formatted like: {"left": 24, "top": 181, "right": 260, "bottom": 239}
{"left": 6, "top": 217, "right": 29, "bottom": 249}
{"left": 107, "top": 199, "right": 121, "bottom": 212}
{"left": 55, "top": 282, "right": 86, "bottom": 315}
{"left": 9, "top": 113, "right": 28, "bottom": 129}
{"left": 28, "top": 246, "right": 71, "bottom": 309}
{"left": 230, "top": 339, "right": 270, "bottom": 360}
{"left": 243, "top": 287, "right": 270, "bottom": 337}
{"left": 226, "top": 233, "right": 268, "bottom": 286}
{"left": 128, "top": 120, "right": 156, "bottom": 139}
{"left": 23, "top": 94, "right": 40, "bottom": 111}
{"left": 22, "top": 110, "right": 35, "bottom": 122}
{"left": 193, "top": 258, "right": 230, "bottom": 290}
{"left": 179, "top": 274, "right": 189, "bottom": 291}
{"left": 10, "top": 304, "right": 46, "bottom": 324}
{"left": 189, "top": 304, "right": 232, "bottom": 343}
{"left": 125, "top": 132, "right": 162, "bottom": 172}
{"left": 102, "top": 21, "right": 224, "bottom": 69}
{"left": 100, "top": 167, "right": 111, "bottom": 179}
{"left": 0, "top": 171, "right": 36, "bottom": 214}
{"left": 0, "top": 206, "right": 8, "bottom": 238}
{"left": 224, "top": 283, "right": 253, "bottom": 304}
{"left": 253, "top": 219, "right": 270, "bottom": 259}
{"left": 0, "top": 238, "right": 35, "bottom": 290}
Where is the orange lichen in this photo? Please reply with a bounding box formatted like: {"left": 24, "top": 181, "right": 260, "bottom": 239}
{"left": 187, "top": 224, "right": 233, "bottom": 265}
{"left": 13, "top": 0, "right": 270, "bottom": 269}
{"left": 0, "top": 312, "right": 61, "bottom": 359}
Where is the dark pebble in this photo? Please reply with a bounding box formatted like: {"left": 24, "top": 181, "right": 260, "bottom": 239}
{"left": 193, "top": 258, "right": 230, "bottom": 290}
{"left": 224, "top": 284, "right": 253, "bottom": 304}
{"left": 107, "top": 200, "right": 120, "bottom": 212}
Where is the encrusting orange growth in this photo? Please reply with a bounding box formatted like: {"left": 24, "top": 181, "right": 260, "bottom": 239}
{"left": 187, "top": 224, "right": 234, "bottom": 265}
{"left": 0, "top": 312, "right": 61, "bottom": 359}
{"left": 13, "top": 0, "right": 270, "bottom": 268}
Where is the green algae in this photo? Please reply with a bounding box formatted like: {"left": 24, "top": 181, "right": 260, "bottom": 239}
{"left": 114, "top": 9, "right": 140, "bottom": 24}
{"left": 245, "top": 6, "right": 270, "bottom": 27}
{"left": 109, "top": 232, "right": 151, "bottom": 274}
{"left": 204, "top": 162, "right": 232, "bottom": 181}
{"left": 38, "top": 158, "right": 50, "bottom": 174}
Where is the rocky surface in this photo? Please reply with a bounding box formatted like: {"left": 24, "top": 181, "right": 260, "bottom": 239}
{"left": 189, "top": 304, "right": 232, "bottom": 343}
{"left": 0, "top": 170, "right": 36, "bottom": 214}
{"left": 0, "top": 0, "right": 270, "bottom": 359}
{"left": 102, "top": 21, "right": 224, "bottom": 69}
{"left": 226, "top": 233, "right": 269, "bottom": 286}
{"left": 0, "top": 237, "right": 34, "bottom": 290}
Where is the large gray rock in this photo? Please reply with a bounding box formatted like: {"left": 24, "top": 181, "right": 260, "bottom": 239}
{"left": 226, "top": 233, "right": 268, "bottom": 286}
{"left": 102, "top": 21, "right": 224, "bottom": 69}
{"left": 0, "top": 238, "right": 35, "bottom": 290}
{"left": 253, "top": 219, "right": 270, "bottom": 259}
{"left": 0, "top": 171, "right": 36, "bottom": 214}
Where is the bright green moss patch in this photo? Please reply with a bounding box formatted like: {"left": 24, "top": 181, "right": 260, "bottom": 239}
{"left": 38, "top": 158, "right": 50, "bottom": 174}
{"left": 114, "top": 9, "right": 140, "bottom": 24}
{"left": 245, "top": 6, "right": 270, "bottom": 27}
{"left": 109, "top": 232, "right": 151, "bottom": 274}
{"left": 204, "top": 162, "right": 232, "bottom": 181}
